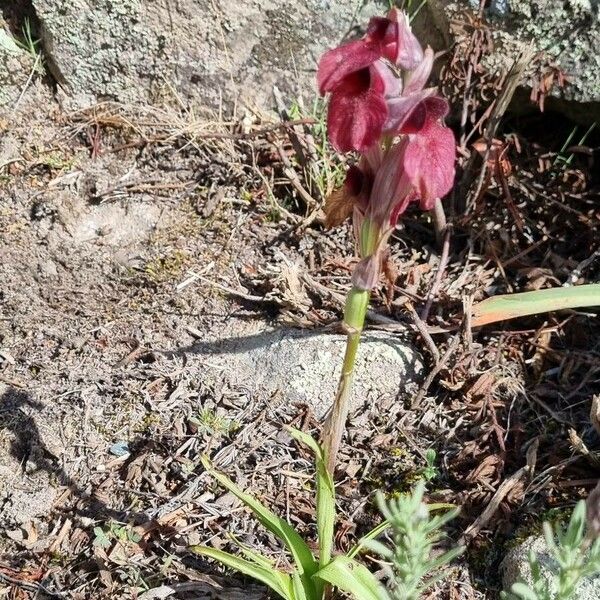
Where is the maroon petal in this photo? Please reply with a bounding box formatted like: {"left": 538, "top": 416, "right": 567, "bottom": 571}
{"left": 369, "top": 139, "right": 413, "bottom": 226}
{"left": 386, "top": 9, "right": 423, "bottom": 70}
{"left": 365, "top": 16, "right": 392, "bottom": 45}
{"left": 403, "top": 122, "right": 456, "bottom": 209}
{"left": 327, "top": 70, "right": 388, "bottom": 152}
{"left": 403, "top": 47, "right": 434, "bottom": 95}
{"left": 389, "top": 192, "right": 414, "bottom": 225}
{"left": 384, "top": 88, "right": 436, "bottom": 133}
{"left": 385, "top": 91, "right": 449, "bottom": 135}
{"left": 401, "top": 95, "right": 449, "bottom": 134}
{"left": 317, "top": 40, "right": 381, "bottom": 94}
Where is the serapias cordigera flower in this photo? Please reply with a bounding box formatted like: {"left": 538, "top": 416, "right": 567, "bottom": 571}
{"left": 318, "top": 8, "right": 456, "bottom": 291}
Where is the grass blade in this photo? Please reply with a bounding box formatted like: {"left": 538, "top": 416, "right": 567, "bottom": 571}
{"left": 191, "top": 545, "right": 294, "bottom": 599}
{"left": 347, "top": 520, "right": 390, "bottom": 559}
{"left": 471, "top": 284, "right": 600, "bottom": 327}
{"left": 228, "top": 533, "right": 278, "bottom": 569}
{"left": 201, "top": 456, "right": 318, "bottom": 595}
{"left": 509, "top": 582, "right": 539, "bottom": 600}
{"left": 287, "top": 428, "right": 335, "bottom": 568}
{"left": 314, "top": 555, "right": 389, "bottom": 600}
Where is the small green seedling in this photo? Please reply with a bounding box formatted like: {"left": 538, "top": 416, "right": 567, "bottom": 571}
{"left": 503, "top": 500, "right": 600, "bottom": 600}
{"left": 93, "top": 522, "right": 142, "bottom": 549}
{"left": 421, "top": 449, "right": 439, "bottom": 482}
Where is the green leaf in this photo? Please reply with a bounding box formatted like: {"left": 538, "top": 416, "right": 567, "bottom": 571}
{"left": 361, "top": 538, "right": 393, "bottom": 559}
{"left": 562, "top": 500, "right": 586, "bottom": 548}
{"left": 92, "top": 527, "right": 111, "bottom": 549}
{"left": 292, "top": 573, "right": 310, "bottom": 600}
{"left": 314, "top": 556, "right": 389, "bottom": 600}
{"left": 347, "top": 520, "right": 390, "bottom": 559}
{"left": 471, "top": 284, "right": 600, "bottom": 327}
{"left": 228, "top": 533, "right": 278, "bottom": 570}
{"left": 201, "top": 455, "right": 318, "bottom": 596}
{"left": 191, "top": 545, "right": 294, "bottom": 599}
{"left": 286, "top": 428, "right": 335, "bottom": 568}
{"left": 541, "top": 523, "right": 558, "bottom": 557}
{"left": 510, "top": 582, "right": 539, "bottom": 600}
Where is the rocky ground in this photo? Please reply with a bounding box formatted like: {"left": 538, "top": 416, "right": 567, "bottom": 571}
{"left": 1, "top": 2, "right": 600, "bottom": 599}
{"left": 0, "top": 85, "right": 436, "bottom": 598}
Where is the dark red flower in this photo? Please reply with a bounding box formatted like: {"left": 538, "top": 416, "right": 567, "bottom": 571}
{"left": 359, "top": 103, "right": 455, "bottom": 237}
{"left": 317, "top": 9, "right": 424, "bottom": 152}
{"left": 316, "top": 9, "right": 457, "bottom": 292}
{"left": 403, "top": 119, "right": 456, "bottom": 210}
{"left": 317, "top": 9, "right": 422, "bottom": 96}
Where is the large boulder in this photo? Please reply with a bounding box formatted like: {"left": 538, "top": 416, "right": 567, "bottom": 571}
{"left": 413, "top": 0, "right": 600, "bottom": 123}
{"left": 6, "top": 1, "right": 598, "bottom": 121}
{"left": 25, "top": 0, "right": 384, "bottom": 110}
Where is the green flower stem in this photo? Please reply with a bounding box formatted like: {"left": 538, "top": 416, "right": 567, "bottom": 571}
{"left": 323, "top": 286, "right": 370, "bottom": 476}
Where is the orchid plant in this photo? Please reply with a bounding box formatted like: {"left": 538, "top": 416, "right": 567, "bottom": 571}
{"left": 191, "top": 13, "right": 463, "bottom": 597}
{"left": 317, "top": 8, "right": 456, "bottom": 473}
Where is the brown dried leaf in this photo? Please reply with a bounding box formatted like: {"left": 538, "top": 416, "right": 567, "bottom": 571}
{"left": 531, "top": 329, "right": 552, "bottom": 379}
{"left": 517, "top": 267, "right": 560, "bottom": 290}
{"left": 466, "top": 454, "right": 501, "bottom": 485}
{"left": 324, "top": 186, "right": 354, "bottom": 228}
{"left": 467, "top": 372, "right": 496, "bottom": 400}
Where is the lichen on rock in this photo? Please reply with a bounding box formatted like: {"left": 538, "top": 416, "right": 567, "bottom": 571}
{"left": 417, "top": 0, "right": 600, "bottom": 123}
{"left": 25, "top": 0, "right": 385, "bottom": 111}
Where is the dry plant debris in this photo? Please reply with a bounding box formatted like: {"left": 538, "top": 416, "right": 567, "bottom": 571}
{"left": 1, "top": 12, "right": 599, "bottom": 599}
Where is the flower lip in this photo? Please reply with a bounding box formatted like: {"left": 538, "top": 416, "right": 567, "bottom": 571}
{"left": 403, "top": 121, "right": 456, "bottom": 210}
{"left": 325, "top": 64, "right": 389, "bottom": 152}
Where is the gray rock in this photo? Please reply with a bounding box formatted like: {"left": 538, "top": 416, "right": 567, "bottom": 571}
{"left": 190, "top": 322, "right": 423, "bottom": 419}
{"left": 0, "top": 17, "right": 35, "bottom": 107}
{"left": 414, "top": 0, "right": 600, "bottom": 123}
{"left": 28, "top": 0, "right": 383, "bottom": 110}
{"left": 502, "top": 535, "right": 600, "bottom": 599}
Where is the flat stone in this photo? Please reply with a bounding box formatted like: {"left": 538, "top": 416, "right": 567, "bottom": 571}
{"left": 190, "top": 322, "right": 423, "bottom": 419}
{"left": 502, "top": 535, "right": 600, "bottom": 599}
